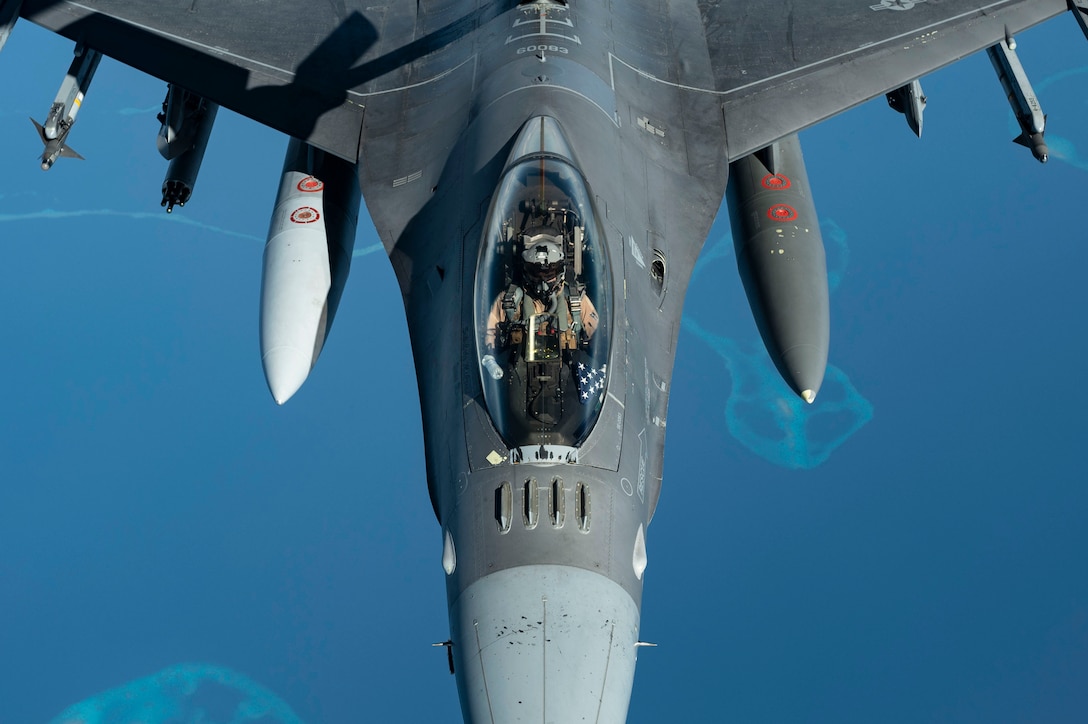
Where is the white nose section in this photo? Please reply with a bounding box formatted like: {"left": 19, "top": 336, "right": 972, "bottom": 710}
{"left": 259, "top": 170, "right": 331, "bottom": 404}
{"left": 451, "top": 565, "right": 640, "bottom": 723}
{"left": 261, "top": 345, "right": 313, "bottom": 405}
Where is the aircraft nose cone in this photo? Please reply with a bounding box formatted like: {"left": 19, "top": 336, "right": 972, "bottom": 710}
{"left": 780, "top": 342, "right": 827, "bottom": 403}
{"left": 450, "top": 565, "right": 640, "bottom": 723}
{"left": 261, "top": 346, "right": 312, "bottom": 404}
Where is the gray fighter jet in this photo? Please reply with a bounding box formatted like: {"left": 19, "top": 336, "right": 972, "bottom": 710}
{"left": 4, "top": 0, "right": 1084, "bottom": 720}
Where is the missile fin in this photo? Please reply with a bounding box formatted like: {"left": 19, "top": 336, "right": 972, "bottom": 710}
{"left": 1012, "top": 118, "right": 1048, "bottom": 163}
{"left": 29, "top": 117, "right": 46, "bottom": 143}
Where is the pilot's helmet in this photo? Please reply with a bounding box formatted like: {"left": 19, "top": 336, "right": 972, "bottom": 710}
{"left": 521, "top": 239, "right": 564, "bottom": 300}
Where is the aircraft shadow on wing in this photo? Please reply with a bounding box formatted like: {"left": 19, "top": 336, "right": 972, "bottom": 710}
{"left": 26, "top": 0, "right": 518, "bottom": 158}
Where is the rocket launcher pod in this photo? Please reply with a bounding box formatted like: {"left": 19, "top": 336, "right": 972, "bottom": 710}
{"left": 157, "top": 85, "right": 215, "bottom": 161}
{"left": 259, "top": 138, "right": 360, "bottom": 404}
{"left": 727, "top": 134, "right": 829, "bottom": 403}
{"left": 159, "top": 89, "right": 218, "bottom": 212}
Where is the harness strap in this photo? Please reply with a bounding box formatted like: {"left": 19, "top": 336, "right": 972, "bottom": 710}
{"left": 502, "top": 284, "right": 521, "bottom": 318}
{"left": 568, "top": 285, "right": 583, "bottom": 338}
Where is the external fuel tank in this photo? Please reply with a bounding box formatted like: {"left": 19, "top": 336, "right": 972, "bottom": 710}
{"left": 727, "top": 134, "right": 830, "bottom": 402}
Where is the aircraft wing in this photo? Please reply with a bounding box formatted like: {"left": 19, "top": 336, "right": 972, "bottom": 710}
{"left": 20, "top": 0, "right": 1074, "bottom": 168}
{"left": 698, "top": 0, "right": 1070, "bottom": 160}
{"left": 18, "top": 0, "right": 482, "bottom": 163}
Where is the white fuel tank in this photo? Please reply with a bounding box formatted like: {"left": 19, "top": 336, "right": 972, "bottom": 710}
{"left": 260, "top": 138, "right": 359, "bottom": 404}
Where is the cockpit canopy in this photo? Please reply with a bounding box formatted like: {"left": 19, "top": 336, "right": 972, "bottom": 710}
{"left": 475, "top": 120, "right": 612, "bottom": 450}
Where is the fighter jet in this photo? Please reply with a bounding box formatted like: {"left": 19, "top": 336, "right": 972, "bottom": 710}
{"left": 3, "top": 0, "right": 1083, "bottom": 720}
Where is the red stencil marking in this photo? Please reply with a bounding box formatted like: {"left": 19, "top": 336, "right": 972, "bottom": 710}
{"left": 761, "top": 174, "right": 791, "bottom": 190}
{"left": 297, "top": 177, "right": 324, "bottom": 192}
{"left": 767, "top": 204, "right": 798, "bottom": 221}
{"left": 290, "top": 207, "right": 320, "bottom": 224}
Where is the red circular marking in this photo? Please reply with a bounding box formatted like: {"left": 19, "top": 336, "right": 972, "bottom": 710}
{"left": 297, "top": 176, "right": 324, "bottom": 192}
{"left": 761, "top": 174, "right": 791, "bottom": 190}
{"left": 767, "top": 204, "right": 798, "bottom": 221}
{"left": 290, "top": 206, "right": 321, "bottom": 224}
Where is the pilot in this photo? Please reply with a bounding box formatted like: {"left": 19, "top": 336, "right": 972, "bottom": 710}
{"left": 484, "top": 237, "right": 598, "bottom": 353}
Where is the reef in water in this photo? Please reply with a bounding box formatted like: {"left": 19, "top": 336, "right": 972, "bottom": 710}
{"left": 49, "top": 663, "right": 303, "bottom": 724}
{"left": 683, "top": 218, "right": 873, "bottom": 469}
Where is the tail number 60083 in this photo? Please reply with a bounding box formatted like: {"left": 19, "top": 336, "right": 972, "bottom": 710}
{"left": 517, "top": 45, "right": 568, "bottom": 54}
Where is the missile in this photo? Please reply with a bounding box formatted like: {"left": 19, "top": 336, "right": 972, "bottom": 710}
{"left": 0, "top": 0, "right": 22, "bottom": 55}
{"left": 34, "top": 43, "right": 101, "bottom": 169}
{"left": 986, "top": 37, "right": 1048, "bottom": 163}
{"left": 31, "top": 117, "right": 82, "bottom": 170}
{"left": 260, "top": 138, "right": 360, "bottom": 404}
{"left": 886, "top": 79, "right": 926, "bottom": 137}
{"left": 158, "top": 90, "right": 218, "bottom": 212}
{"left": 43, "top": 44, "right": 100, "bottom": 140}
{"left": 727, "top": 134, "right": 830, "bottom": 403}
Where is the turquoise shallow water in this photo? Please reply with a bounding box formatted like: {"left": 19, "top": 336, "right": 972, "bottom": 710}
{"left": 48, "top": 665, "right": 302, "bottom": 724}
{"left": 684, "top": 220, "right": 874, "bottom": 470}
